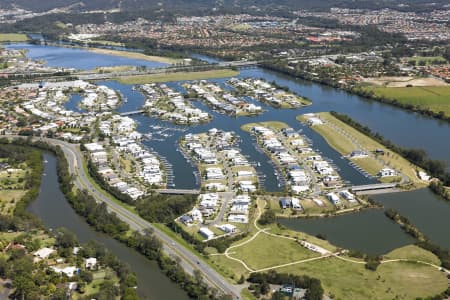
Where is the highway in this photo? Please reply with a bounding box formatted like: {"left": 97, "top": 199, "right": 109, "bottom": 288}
{"left": 10, "top": 136, "right": 242, "bottom": 299}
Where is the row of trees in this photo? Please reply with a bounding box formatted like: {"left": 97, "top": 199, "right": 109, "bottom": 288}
{"left": 39, "top": 140, "right": 226, "bottom": 299}
{"left": 329, "top": 111, "right": 450, "bottom": 185}
{"left": 429, "top": 181, "right": 450, "bottom": 202}
{"left": 135, "top": 193, "right": 197, "bottom": 223}
{"left": 248, "top": 271, "right": 324, "bottom": 300}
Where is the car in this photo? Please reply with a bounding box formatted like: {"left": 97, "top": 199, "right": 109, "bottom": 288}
{"left": 196, "top": 261, "right": 200, "bottom": 265}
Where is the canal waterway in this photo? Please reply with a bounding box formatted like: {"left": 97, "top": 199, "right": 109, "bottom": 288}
{"left": 28, "top": 153, "right": 189, "bottom": 300}
{"left": 278, "top": 209, "right": 415, "bottom": 255}
{"left": 7, "top": 43, "right": 448, "bottom": 257}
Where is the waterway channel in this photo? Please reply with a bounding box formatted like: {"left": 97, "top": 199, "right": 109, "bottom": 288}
{"left": 7, "top": 43, "right": 449, "bottom": 259}
{"left": 28, "top": 153, "right": 189, "bottom": 300}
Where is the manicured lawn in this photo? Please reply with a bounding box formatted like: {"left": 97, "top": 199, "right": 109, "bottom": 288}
{"left": 0, "top": 33, "right": 28, "bottom": 42}
{"left": 364, "top": 85, "right": 450, "bottom": 118}
{"left": 117, "top": 69, "right": 239, "bottom": 84}
{"left": 241, "top": 121, "right": 289, "bottom": 132}
{"left": 300, "top": 112, "right": 426, "bottom": 186}
{"left": 384, "top": 245, "right": 441, "bottom": 265}
{"left": 231, "top": 233, "right": 319, "bottom": 271}
{"left": 278, "top": 257, "right": 448, "bottom": 300}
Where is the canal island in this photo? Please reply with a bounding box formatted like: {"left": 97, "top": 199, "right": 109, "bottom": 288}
{"left": 0, "top": 31, "right": 449, "bottom": 300}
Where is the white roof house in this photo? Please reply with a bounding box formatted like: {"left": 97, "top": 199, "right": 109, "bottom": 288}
{"left": 34, "top": 247, "right": 55, "bottom": 260}
{"left": 199, "top": 227, "right": 215, "bottom": 240}
{"left": 85, "top": 257, "right": 97, "bottom": 270}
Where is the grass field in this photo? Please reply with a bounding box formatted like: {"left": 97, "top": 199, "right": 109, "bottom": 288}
{"left": 231, "top": 233, "right": 319, "bottom": 270}
{"left": 88, "top": 47, "right": 180, "bottom": 64}
{"left": 0, "top": 33, "right": 28, "bottom": 42}
{"left": 299, "top": 112, "right": 427, "bottom": 186}
{"left": 209, "top": 202, "right": 447, "bottom": 300}
{"left": 278, "top": 257, "right": 448, "bottom": 300}
{"left": 117, "top": 69, "right": 239, "bottom": 84}
{"left": 384, "top": 245, "right": 441, "bottom": 266}
{"left": 363, "top": 85, "right": 450, "bottom": 118}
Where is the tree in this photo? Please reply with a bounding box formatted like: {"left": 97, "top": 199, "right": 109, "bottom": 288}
{"left": 98, "top": 280, "right": 119, "bottom": 300}
{"left": 55, "top": 228, "right": 78, "bottom": 249}
{"left": 258, "top": 210, "right": 276, "bottom": 225}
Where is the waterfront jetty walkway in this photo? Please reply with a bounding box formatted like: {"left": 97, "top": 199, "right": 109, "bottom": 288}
{"left": 155, "top": 189, "right": 201, "bottom": 195}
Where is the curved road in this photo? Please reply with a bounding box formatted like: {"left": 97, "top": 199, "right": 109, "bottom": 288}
{"left": 12, "top": 136, "right": 242, "bottom": 299}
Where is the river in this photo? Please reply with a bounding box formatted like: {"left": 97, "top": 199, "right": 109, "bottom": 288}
{"left": 7, "top": 43, "right": 449, "bottom": 259}
{"left": 28, "top": 153, "right": 189, "bottom": 300}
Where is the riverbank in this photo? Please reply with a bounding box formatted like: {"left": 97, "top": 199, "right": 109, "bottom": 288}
{"left": 298, "top": 112, "right": 428, "bottom": 188}
{"left": 0, "top": 142, "right": 139, "bottom": 299}
{"left": 116, "top": 69, "right": 240, "bottom": 84}
{"left": 87, "top": 47, "right": 180, "bottom": 64}
{"left": 355, "top": 85, "right": 450, "bottom": 120}
{"left": 261, "top": 62, "right": 450, "bottom": 123}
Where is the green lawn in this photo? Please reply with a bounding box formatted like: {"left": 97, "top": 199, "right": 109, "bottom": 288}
{"left": 278, "top": 257, "right": 448, "bottom": 300}
{"left": 0, "top": 33, "right": 28, "bottom": 42}
{"left": 117, "top": 69, "right": 239, "bottom": 84}
{"left": 241, "top": 121, "right": 289, "bottom": 132}
{"left": 231, "top": 233, "right": 319, "bottom": 271}
{"left": 364, "top": 85, "right": 450, "bottom": 118}
{"left": 384, "top": 245, "right": 441, "bottom": 266}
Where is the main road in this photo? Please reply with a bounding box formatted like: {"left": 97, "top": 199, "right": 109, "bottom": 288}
{"left": 10, "top": 136, "right": 242, "bottom": 299}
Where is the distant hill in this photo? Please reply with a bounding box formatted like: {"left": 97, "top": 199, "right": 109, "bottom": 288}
{"left": 0, "top": 0, "right": 448, "bottom": 13}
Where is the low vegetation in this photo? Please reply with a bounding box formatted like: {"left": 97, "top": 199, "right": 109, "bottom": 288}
{"left": 355, "top": 85, "right": 450, "bottom": 121}
{"left": 117, "top": 69, "right": 239, "bottom": 84}
{"left": 0, "top": 33, "right": 28, "bottom": 42}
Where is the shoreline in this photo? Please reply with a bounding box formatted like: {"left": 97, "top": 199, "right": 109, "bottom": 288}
{"left": 260, "top": 63, "right": 450, "bottom": 123}
{"left": 87, "top": 47, "right": 180, "bottom": 64}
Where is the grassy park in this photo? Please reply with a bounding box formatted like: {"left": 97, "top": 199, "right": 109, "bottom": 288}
{"left": 117, "top": 69, "right": 239, "bottom": 84}
{"left": 363, "top": 85, "right": 450, "bottom": 118}
{"left": 278, "top": 256, "right": 447, "bottom": 300}
{"left": 0, "top": 33, "right": 28, "bottom": 42}
{"left": 230, "top": 233, "right": 320, "bottom": 271}
{"left": 207, "top": 200, "right": 448, "bottom": 300}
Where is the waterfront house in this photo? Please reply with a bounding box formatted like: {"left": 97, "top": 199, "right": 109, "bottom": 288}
{"left": 339, "top": 190, "right": 356, "bottom": 202}
{"left": 326, "top": 193, "right": 340, "bottom": 205}
{"left": 279, "top": 197, "right": 292, "bottom": 209}
{"left": 378, "top": 168, "right": 396, "bottom": 177}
